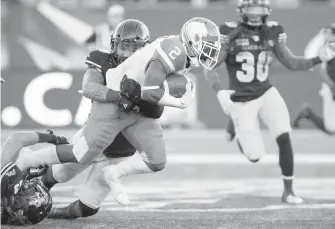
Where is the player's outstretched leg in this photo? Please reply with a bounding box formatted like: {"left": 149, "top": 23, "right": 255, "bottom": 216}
{"left": 48, "top": 200, "right": 99, "bottom": 219}
{"left": 3, "top": 131, "right": 68, "bottom": 169}
{"left": 103, "top": 118, "right": 166, "bottom": 205}
{"left": 277, "top": 133, "right": 303, "bottom": 204}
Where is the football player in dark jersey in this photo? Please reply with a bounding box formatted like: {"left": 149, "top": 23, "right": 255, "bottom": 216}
{"left": 293, "top": 23, "right": 335, "bottom": 135}
{"left": 1, "top": 130, "right": 67, "bottom": 225}
{"left": 40, "top": 19, "right": 165, "bottom": 219}
{"left": 204, "top": 0, "right": 335, "bottom": 204}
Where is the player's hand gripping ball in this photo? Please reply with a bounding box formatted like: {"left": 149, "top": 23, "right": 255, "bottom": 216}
{"left": 162, "top": 73, "right": 195, "bottom": 99}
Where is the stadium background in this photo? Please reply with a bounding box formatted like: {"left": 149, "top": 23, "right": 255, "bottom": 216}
{"left": 1, "top": 0, "right": 335, "bottom": 129}
{"left": 1, "top": 1, "right": 335, "bottom": 228}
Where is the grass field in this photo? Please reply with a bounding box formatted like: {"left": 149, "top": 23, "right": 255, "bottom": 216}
{"left": 1, "top": 129, "right": 335, "bottom": 229}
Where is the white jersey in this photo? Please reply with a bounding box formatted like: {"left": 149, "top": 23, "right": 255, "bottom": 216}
{"left": 106, "top": 36, "right": 188, "bottom": 91}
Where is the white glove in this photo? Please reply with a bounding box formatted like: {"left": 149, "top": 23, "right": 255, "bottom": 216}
{"left": 318, "top": 41, "right": 335, "bottom": 62}
{"left": 216, "top": 90, "right": 236, "bottom": 116}
{"left": 179, "top": 80, "right": 196, "bottom": 109}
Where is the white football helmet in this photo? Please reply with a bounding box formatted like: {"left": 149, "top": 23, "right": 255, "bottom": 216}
{"left": 180, "top": 17, "right": 221, "bottom": 70}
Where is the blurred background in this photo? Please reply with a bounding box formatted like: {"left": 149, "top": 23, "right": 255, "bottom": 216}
{"left": 1, "top": 0, "right": 334, "bottom": 129}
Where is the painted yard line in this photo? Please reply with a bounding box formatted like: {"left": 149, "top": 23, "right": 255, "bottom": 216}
{"left": 52, "top": 178, "right": 335, "bottom": 192}
{"left": 167, "top": 153, "right": 335, "bottom": 165}
{"left": 99, "top": 203, "right": 335, "bottom": 212}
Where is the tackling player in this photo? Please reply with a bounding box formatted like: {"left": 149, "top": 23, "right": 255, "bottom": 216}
{"left": 204, "top": 0, "right": 335, "bottom": 204}
{"left": 18, "top": 17, "right": 219, "bottom": 206}
{"left": 1, "top": 130, "right": 66, "bottom": 225}
{"left": 293, "top": 23, "right": 335, "bottom": 135}
{"left": 40, "top": 19, "right": 166, "bottom": 219}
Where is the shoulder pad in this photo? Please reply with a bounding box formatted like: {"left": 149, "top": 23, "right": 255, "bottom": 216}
{"left": 85, "top": 49, "right": 111, "bottom": 73}
{"left": 155, "top": 38, "right": 187, "bottom": 74}
{"left": 266, "top": 21, "right": 287, "bottom": 44}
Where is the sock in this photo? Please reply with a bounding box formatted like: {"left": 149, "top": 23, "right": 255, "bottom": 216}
{"left": 104, "top": 154, "right": 152, "bottom": 180}
{"left": 276, "top": 132, "right": 294, "bottom": 193}
{"left": 16, "top": 146, "right": 60, "bottom": 170}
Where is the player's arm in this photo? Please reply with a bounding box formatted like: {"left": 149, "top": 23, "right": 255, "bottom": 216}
{"left": 271, "top": 23, "right": 322, "bottom": 70}
{"left": 142, "top": 39, "right": 190, "bottom": 108}
{"left": 82, "top": 68, "right": 119, "bottom": 103}
{"left": 142, "top": 59, "right": 183, "bottom": 108}
{"left": 274, "top": 44, "right": 322, "bottom": 70}
{"left": 82, "top": 50, "right": 120, "bottom": 103}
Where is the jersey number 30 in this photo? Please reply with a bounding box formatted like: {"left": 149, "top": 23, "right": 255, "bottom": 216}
{"left": 236, "top": 51, "right": 272, "bottom": 83}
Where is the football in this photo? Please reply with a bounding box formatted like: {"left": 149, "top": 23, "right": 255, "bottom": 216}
{"left": 162, "top": 73, "right": 195, "bottom": 98}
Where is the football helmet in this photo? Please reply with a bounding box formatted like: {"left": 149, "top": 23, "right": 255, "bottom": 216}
{"left": 111, "top": 19, "right": 150, "bottom": 64}
{"left": 180, "top": 17, "right": 221, "bottom": 70}
{"left": 4, "top": 178, "right": 52, "bottom": 225}
{"left": 237, "top": 0, "right": 271, "bottom": 26}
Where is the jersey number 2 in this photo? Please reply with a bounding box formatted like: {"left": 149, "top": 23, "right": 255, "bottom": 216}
{"left": 169, "top": 47, "right": 181, "bottom": 60}
{"left": 236, "top": 51, "right": 272, "bottom": 83}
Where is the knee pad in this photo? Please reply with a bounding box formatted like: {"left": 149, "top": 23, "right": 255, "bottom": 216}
{"left": 236, "top": 131, "right": 266, "bottom": 162}
{"left": 145, "top": 162, "right": 166, "bottom": 172}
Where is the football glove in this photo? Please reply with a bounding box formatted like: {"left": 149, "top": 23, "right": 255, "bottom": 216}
{"left": 46, "top": 130, "right": 69, "bottom": 145}
{"left": 318, "top": 41, "right": 335, "bottom": 62}
{"left": 120, "top": 75, "right": 141, "bottom": 105}
{"left": 116, "top": 93, "right": 137, "bottom": 113}
{"left": 179, "top": 80, "right": 196, "bottom": 109}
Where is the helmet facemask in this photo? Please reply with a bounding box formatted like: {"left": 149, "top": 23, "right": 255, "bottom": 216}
{"left": 181, "top": 18, "right": 221, "bottom": 70}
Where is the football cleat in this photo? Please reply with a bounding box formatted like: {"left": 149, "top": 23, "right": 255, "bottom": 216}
{"left": 292, "top": 104, "right": 312, "bottom": 128}
{"left": 102, "top": 166, "right": 129, "bottom": 206}
{"left": 282, "top": 192, "right": 304, "bottom": 204}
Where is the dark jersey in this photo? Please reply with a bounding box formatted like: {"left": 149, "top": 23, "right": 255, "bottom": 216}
{"left": 85, "top": 49, "right": 165, "bottom": 118}
{"left": 1, "top": 162, "right": 24, "bottom": 222}
{"left": 220, "top": 21, "right": 286, "bottom": 102}
{"left": 1, "top": 162, "right": 24, "bottom": 199}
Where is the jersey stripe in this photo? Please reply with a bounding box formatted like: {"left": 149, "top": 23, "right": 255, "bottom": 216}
{"left": 156, "top": 44, "right": 176, "bottom": 73}
{"left": 0, "top": 162, "right": 15, "bottom": 181}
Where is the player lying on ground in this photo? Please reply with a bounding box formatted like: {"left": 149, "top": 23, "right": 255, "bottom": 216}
{"left": 293, "top": 23, "right": 335, "bottom": 135}
{"left": 1, "top": 131, "right": 67, "bottom": 225}
{"left": 16, "top": 17, "right": 219, "bottom": 206}
{"left": 204, "top": 0, "right": 335, "bottom": 204}
{"left": 40, "top": 19, "right": 166, "bottom": 219}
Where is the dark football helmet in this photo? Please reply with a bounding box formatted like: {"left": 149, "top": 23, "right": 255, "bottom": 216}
{"left": 2, "top": 178, "right": 52, "bottom": 225}
{"left": 110, "top": 19, "right": 150, "bottom": 64}
{"left": 237, "top": 0, "right": 271, "bottom": 26}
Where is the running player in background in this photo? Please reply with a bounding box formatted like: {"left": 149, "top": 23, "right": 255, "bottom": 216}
{"left": 293, "top": 23, "right": 335, "bottom": 135}
{"left": 204, "top": 0, "right": 335, "bottom": 204}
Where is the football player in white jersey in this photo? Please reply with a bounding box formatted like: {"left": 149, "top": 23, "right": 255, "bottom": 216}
{"left": 293, "top": 23, "right": 335, "bottom": 135}
{"left": 17, "top": 17, "right": 222, "bottom": 205}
